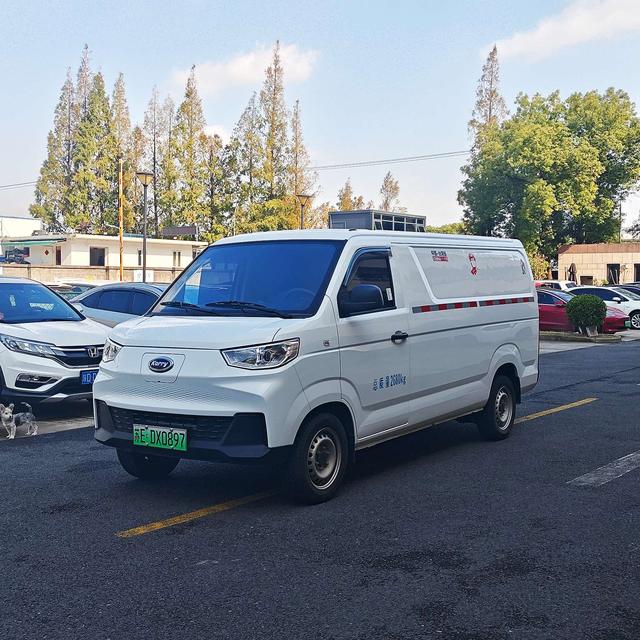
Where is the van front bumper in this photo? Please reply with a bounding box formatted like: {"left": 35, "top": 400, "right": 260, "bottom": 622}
{"left": 94, "top": 400, "right": 291, "bottom": 464}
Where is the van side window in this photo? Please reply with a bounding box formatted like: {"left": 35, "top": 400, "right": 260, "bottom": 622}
{"left": 339, "top": 251, "right": 395, "bottom": 316}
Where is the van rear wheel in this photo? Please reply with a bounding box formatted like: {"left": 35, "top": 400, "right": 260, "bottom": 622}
{"left": 117, "top": 449, "right": 179, "bottom": 479}
{"left": 287, "top": 412, "right": 349, "bottom": 504}
{"left": 477, "top": 375, "right": 516, "bottom": 441}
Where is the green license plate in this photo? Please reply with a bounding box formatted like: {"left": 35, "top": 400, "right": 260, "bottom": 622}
{"left": 133, "top": 424, "right": 187, "bottom": 451}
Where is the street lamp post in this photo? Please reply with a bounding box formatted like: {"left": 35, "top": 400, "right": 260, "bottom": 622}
{"left": 296, "top": 193, "right": 312, "bottom": 230}
{"left": 136, "top": 171, "right": 153, "bottom": 283}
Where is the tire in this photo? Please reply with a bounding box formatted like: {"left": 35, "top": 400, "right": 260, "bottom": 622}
{"left": 477, "top": 375, "right": 516, "bottom": 441}
{"left": 630, "top": 311, "right": 640, "bottom": 330}
{"left": 286, "top": 412, "right": 349, "bottom": 504}
{"left": 117, "top": 449, "right": 180, "bottom": 479}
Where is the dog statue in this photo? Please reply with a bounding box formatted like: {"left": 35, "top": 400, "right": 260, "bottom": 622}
{"left": 0, "top": 403, "right": 38, "bottom": 439}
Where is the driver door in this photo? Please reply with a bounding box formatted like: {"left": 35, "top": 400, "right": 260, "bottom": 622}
{"left": 336, "top": 247, "right": 410, "bottom": 441}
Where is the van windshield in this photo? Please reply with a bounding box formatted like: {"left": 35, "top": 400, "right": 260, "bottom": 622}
{"left": 154, "top": 240, "right": 345, "bottom": 318}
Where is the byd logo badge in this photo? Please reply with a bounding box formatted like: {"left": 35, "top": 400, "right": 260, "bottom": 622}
{"left": 148, "top": 357, "right": 174, "bottom": 373}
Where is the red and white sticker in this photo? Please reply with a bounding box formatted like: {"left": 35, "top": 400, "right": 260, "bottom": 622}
{"left": 468, "top": 253, "right": 478, "bottom": 276}
{"left": 431, "top": 250, "right": 448, "bottom": 262}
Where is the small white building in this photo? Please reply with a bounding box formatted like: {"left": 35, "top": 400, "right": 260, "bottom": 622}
{"left": 0, "top": 233, "right": 207, "bottom": 281}
{"left": 0, "top": 215, "right": 43, "bottom": 238}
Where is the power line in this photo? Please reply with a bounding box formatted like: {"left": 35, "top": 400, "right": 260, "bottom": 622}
{"left": 311, "top": 150, "right": 470, "bottom": 171}
{"left": 1, "top": 148, "right": 472, "bottom": 191}
{"left": 0, "top": 180, "right": 37, "bottom": 191}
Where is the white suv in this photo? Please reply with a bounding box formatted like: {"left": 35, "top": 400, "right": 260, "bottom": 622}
{"left": 0, "top": 277, "right": 109, "bottom": 403}
{"left": 572, "top": 286, "right": 640, "bottom": 329}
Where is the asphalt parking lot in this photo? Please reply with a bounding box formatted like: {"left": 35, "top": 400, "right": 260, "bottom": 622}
{"left": 2, "top": 342, "right": 640, "bottom": 640}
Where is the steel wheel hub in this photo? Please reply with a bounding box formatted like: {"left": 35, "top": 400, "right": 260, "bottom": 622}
{"left": 307, "top": 428, "right": 342, "bottom": 489}
{"left": 494, "top": 387, "right": 513, "bottom": 430}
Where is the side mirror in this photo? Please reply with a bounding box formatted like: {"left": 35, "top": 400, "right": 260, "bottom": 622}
{"left": 612, "top": 297, "right": 622, "bottom": 303}
{"left": 554, "top": 301, "right": 565, "bottom": 308}
{"left": 339, "top": 284, "right": 384, "bottom": 316}
{"left": 73, "top": 303, "right": 84, "bottom": 312}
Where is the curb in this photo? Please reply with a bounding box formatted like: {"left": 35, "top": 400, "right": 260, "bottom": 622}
{"left": 540, "top": 332, "right": 622, "bottom": 343}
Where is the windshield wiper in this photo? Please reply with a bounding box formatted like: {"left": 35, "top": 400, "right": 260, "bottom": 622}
{"left": 205, "top": 300, "right": 292, "bottom": 318}
{"left": 159, "top": 301, "right": 222, "bottom": 315}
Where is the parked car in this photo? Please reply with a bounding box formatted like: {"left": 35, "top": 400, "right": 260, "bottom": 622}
{"left": 0, "top": 276, "right": 109, "bottom": 404}
{"left": 571, "top": 286, "right": 640, "bottom": 329}
{"left": 616, "top": 284, "right": 640, "bottom": 298}
{"left": 94, "top": 230, "right": 539, "bottom": 503}
{"left": 534, "top": 279, "right": 577, "bottom": 291}
{"left": 537, "top": 288, "right": 627, "bottom": 334}
{"left": 45, "top": 283, "right": 86, "bottom": 300}
{"left": 71, "top": 282, "right": 168, "bottom": 327}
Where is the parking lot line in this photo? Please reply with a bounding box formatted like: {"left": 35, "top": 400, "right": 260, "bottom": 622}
{"left": 515, "top": 397, "right": 597, "bottom": 424}
{"left": 116, "top": 490, "right": 276, "bottom": 538}
{"left": 568, "top": 451, "right": 640, "bottom": 487}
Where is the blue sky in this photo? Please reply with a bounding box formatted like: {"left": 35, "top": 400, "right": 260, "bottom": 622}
{"left": 2, "top": 0, "right": 640, "bottom": 226}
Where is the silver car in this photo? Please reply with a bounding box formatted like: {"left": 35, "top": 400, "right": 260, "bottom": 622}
{"left": 71, "top": 282, "right": 168, "bottom": 327}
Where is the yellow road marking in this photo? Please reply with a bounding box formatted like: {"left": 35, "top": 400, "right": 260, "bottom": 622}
{"left": 116, "top": 490, "right": 276, "bottom": 538}
{"left": 515, "top": 397, "right": 597, "bottom": 424}
{"left": 117, "top": 398, "right": 597, "bottom": 538}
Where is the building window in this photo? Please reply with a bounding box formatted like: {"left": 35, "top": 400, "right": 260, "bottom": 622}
{"left": 138, "top": 250, "right": 142, "bottom": 267}
{"left": 89, "top": 247, "right": 106, "bottom": 267}
{"left": 635, "top": 264, "right": 640, "bottom": 282}
{"left": 606, "top": 263, "right": 620, "bottom": 285}
{"left": 173, "top": 251, "right": 181, "bottom": 267}
{"left": 55, "top": 246, "right": 61, "bottom": 266}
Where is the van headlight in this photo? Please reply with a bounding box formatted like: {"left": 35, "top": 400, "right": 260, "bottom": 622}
{"left": 221, "top": 338, "right": 300, "bottom": 370}
{"left": 0, "top": 334, "right": 56, "bottom": 358}
{"left": 102, "top": 338, "right": 122, "bottom": 363}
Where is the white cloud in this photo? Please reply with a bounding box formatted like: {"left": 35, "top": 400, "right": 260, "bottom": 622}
{"left": 204, "top": 124, "right": 230, "bottom": 143}
{"left": 172, "top": 43, "right": 319, "bottom": 96}
{"left": 492, "top": 0, "right": 640, "bottom": 61}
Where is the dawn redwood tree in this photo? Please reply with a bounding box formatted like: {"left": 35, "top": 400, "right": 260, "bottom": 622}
{"left": 260, "top": 41, "right": 289, "bottom": 200}
{"left": 173, "top": 66, "right": 208, "bottom": 227}
{"left": 469, "top": 45, "right": 508, "bottom": 141}
{"left": 67, "top": 72, "right": 119, "bottom": 232}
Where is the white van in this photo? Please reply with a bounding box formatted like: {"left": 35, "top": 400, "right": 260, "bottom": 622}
{"left": 94, "top": 230, "right": 538, "bottom": 502}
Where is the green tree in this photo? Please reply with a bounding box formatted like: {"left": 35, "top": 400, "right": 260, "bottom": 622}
{"left": 230, "top": 92, "right": 265, "bottom": 207}
{"left": 143, "top": 87, "right": 162, "bottom": 236}
{"left": 67, "top": 72, "right": 118, "bottom": 232}
{"left": 458, "top": 90, "right": 640, "bottom": 259}
{"left": 336, "top": 179, "right": 365, "bottom": 210}
{"left": 111, "top": 73, "right": 136, "bottom": 231}
{"left": 379, "top": 171, "right": 401, "bottom": 211}
{"left": 173, "top": 67, "right": 207, "bottom": 226}
{"left": 30, "top": 70, "right": 75, "bottom": 230}
{"left": 426, "top": 222, "right": 466, "bottom": 234}
{"left": 260, "top": 41, "right": 289, "bottom": 200}
{"left": 74, "top": 44, "right": 92, "bottom": 124}
{"left": 202, "top": 133, "right": 228, "bottom": 240}
{"left": 156, "top": 96, "right": 180, "bottom": 229}
{"left": 289, "top": 99, "right": 317, "bottom": 227}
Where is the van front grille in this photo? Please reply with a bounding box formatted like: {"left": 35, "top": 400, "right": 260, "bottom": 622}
{"left": 108, "top": 407, "right": 232, "bottom": 442}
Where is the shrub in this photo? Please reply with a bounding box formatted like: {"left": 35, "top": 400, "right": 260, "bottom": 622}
{"left": 566, "top": 295, "right": 607, "bottom": 333}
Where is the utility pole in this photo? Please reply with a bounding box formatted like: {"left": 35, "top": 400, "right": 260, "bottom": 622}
{"left": 118, "top": 158, "right": 124, "bottom": 281}
{"left": 136, "top": 171, "right": 153, "bottom": 283}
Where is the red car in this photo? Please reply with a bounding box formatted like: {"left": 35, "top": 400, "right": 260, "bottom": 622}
{"left": 537, "top": 288, "right": 627, "bottom": 334}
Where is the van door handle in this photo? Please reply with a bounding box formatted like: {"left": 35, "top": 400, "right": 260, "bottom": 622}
{"left": 391, "top": 331, "right": 409, "bottom": 344}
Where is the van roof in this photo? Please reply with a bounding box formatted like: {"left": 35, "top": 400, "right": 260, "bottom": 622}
{"left": 215, "top": 229, "right": 524, "bottom": 248}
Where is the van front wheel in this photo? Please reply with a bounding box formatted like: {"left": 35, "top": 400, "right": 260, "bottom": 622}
{"left": 477, "top": 375, "right": 516, "bottom": 441}
{"left": 117, "top": 449, "right": 179, "bottom": 479}
{"left": 287, "top": 413, "right": 349, "bottom": 504}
